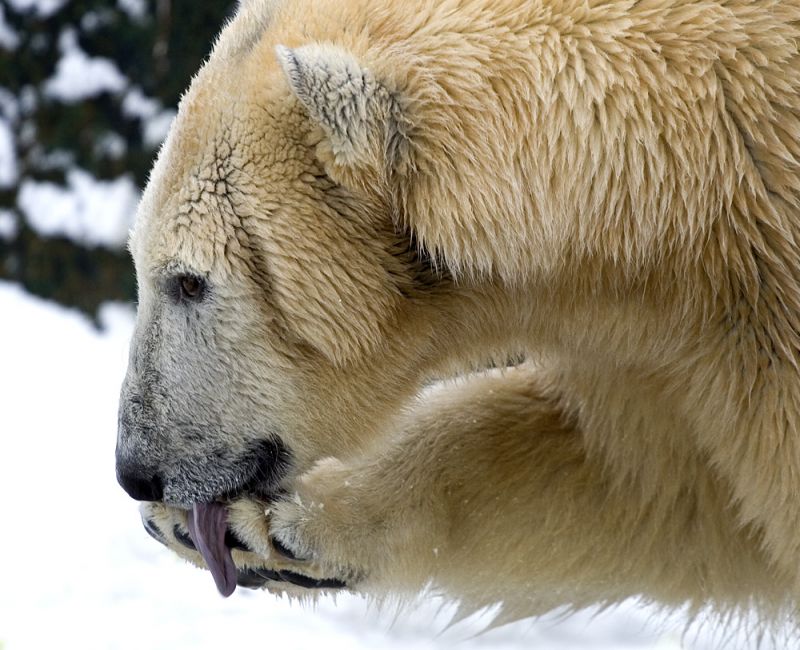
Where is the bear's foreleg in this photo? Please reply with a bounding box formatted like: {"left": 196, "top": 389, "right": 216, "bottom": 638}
{"left": 268, "top": 365, "right": 776, "bottom": 610}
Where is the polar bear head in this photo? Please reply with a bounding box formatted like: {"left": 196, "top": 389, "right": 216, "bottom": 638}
{"left": 115, "top": 2, "right": 456, "bottom": 507}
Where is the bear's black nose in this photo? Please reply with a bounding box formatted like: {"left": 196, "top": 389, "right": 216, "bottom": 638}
{"left": 117, "top": 464, "right": 164, "bottom": 501}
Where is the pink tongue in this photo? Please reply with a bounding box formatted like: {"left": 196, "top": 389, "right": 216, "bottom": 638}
{"left": 187, "top": 502, "right": 237, "bottom": 597}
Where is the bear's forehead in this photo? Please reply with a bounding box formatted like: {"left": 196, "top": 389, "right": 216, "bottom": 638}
{"left": 129, "top": 52, "right": 313, "bottom": 277}
{"left": 129, "top": 0, "right": 343, "bottom": 279}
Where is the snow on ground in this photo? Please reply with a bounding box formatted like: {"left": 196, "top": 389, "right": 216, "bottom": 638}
{"left": 0, "top": 282, "right": 770, "bottom": 650}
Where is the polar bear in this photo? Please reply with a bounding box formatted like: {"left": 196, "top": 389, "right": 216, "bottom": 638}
{"left": 116, "top": 0, "right": 800, "bottom": 629}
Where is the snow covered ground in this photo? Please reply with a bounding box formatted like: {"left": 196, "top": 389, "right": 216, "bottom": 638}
{"left": 0, "top": 281, "right": 773, "bottom": 650}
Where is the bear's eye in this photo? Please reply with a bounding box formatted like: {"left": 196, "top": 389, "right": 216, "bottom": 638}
{"left": 175, "top": 274, "right": 206, "bottom": 302}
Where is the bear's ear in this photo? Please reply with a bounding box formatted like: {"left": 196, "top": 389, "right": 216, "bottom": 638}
{"left": 276, "top": 43, "right": 411, "bottom": 176}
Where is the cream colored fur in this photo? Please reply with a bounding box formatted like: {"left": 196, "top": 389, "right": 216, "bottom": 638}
{"left": 132, "top": 0, "right": 800, "bottom": 633}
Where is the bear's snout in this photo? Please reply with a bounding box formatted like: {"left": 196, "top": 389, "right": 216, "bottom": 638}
{"left": 116, "top": 459, "right": 164, "bottom": 502}
{"left": 116, "top": 390, "right": 165, "bottom": 501}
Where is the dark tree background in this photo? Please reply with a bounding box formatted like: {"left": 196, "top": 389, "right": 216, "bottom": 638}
{"left": 0, "top": 0, "right": 235, "bottom": 316}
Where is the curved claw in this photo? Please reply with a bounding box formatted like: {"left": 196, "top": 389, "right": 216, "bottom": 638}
{"left": 271, "top": 536, "right": 306, "bottom": 561}
{"left": 278, "top": 570, "right": 346, "bottom": 590}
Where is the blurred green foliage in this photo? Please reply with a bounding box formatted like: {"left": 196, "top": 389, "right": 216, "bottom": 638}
{"left": 0, "top": 0, "right": 235, "bottom": 316}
